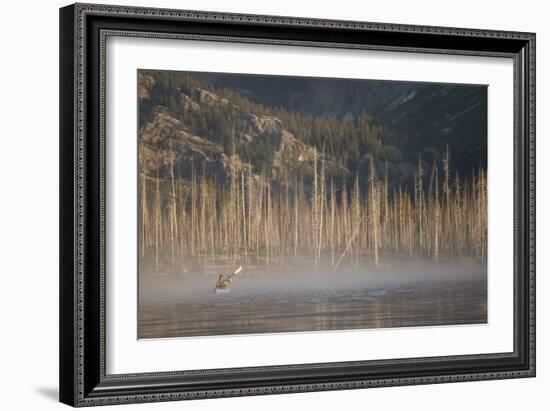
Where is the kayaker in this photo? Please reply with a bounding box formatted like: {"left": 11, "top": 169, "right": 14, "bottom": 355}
{"left": 216, "top": 274, "right": 231, "bottom": 289}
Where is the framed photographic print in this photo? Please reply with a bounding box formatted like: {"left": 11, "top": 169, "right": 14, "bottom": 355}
{"left": 59, "top": 3, "right": 536, "bottom": 407}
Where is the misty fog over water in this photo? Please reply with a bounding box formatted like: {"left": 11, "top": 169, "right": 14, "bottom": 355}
{"left": 138, "top": 258, "right": 487, "bottom": 338}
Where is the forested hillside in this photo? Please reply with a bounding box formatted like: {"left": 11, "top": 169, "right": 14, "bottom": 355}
{"left": 139, "top": 70, "right": 401, "bottom": 188}
{"left": 190, "top": 71, "right": 488, "bottom": 176}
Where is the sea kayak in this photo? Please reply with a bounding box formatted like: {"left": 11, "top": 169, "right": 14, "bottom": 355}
{"left": 215, "top": 287, "right": 231, "bottom": 295}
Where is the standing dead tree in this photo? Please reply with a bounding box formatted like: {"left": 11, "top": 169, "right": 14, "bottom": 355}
{"left": 139, "top": 145, "right": 487, "bottom": 273}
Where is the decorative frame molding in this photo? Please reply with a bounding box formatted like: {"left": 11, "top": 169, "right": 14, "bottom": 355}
{"left": 60, "top": 3, "right": 535, "bottom": 407}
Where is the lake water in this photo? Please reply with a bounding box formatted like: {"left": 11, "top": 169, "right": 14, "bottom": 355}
{"left": 138, "top": 279, "right": 487, "bottom": 339}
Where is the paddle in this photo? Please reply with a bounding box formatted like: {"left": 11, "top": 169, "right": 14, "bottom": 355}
{"left": 227, "top": 266, "right": 243, "bottom": 280}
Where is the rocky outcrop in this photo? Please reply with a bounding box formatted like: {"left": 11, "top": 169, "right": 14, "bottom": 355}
{"left": 271, "top": 130, "right": 348, "bottom": 181}
{"left": 139, "top": 87, "right": 349, "bottom": 187}
{"left": 138, "top": 72, "right": 156, "bottom": 100}
{"left": 139, "top": 107, "right": 260, "bottom": 185}
{"left": 246, "top": 113, "right": 283, "bottom": 136}
{"left": 180, "top": 93, "right": 200, "bottom": 112}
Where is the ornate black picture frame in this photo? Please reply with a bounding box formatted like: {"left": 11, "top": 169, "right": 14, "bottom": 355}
{"left": 59, "top": 3, "right": 535, "bottom": 407}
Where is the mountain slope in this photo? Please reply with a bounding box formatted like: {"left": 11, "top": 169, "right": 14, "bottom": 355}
{"left": 138, "top": 70, "right": 486, "bottom": 193}
{"left": 190, "top": 72, "right": 487, "bottom": 175}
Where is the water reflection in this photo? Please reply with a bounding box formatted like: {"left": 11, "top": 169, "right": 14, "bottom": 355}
{"left": 138, "top": 280, "right": 487, "bottom": 339}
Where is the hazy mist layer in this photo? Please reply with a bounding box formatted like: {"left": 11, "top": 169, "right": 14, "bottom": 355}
{"left": 139, "top": 258, "right": 486, "bottom": 306}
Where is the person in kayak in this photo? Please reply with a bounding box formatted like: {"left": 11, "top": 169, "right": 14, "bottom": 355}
{"left": 215, "top": 267, "right": 242, "bottom": 290}
{"left": 216, "top": 274, "right": 232, "bottom": 289}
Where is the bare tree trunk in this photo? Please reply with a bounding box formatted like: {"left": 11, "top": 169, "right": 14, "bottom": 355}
{"left": 155, "top": 167, "right": 160, "bottom": 273}
{"left": 312, "top": 149, "right": 318, "bottom": 268}
{"left": 190, "top": 162, "right": 196, "bottom": 257}
{"left": 330, "top": 178, "right": 335, "bottom": 268}
{"left": 318, "top": 154, "right": 325, "bottom": 264}
{"left": 416, "top": 155, "right": 424, "bottom": 253}
{"left": 294, "top": 175, "right": 299, "bottom": 258}
{"left": 140, "top": 172, "right": 147, "bottom": 259}
{"left": 434, "top": 162, "right": 440, "bottom": 261}
{"left": 370, "top": 156, "right": 379, "bottom": 266}
{"left": 169, "top": 141, "right": 177, "bottom": 268}
{"left": 333, "top": 210, "right": 365, "bottom": 272}
{"left": 241, "top": 170, "right": 247, "bottom": 262}
{"left": 265, "top": 177, "right": 270, "bottom": 265}
{"left": 443, "top": 144, "right": 451, "bottom": 249}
